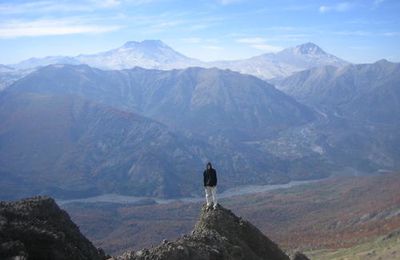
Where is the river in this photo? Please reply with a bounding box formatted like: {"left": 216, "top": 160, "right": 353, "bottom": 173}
{"left": 57, "top": 179, "right": 319, "bottom": 206}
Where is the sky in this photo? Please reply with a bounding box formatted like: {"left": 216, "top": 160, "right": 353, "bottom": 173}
{"left": 0, "top": 0, "right": 399, "bottom": 64}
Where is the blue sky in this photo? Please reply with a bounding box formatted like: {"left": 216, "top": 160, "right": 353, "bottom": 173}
{"left": 0, "top": 0, "right": 399, "bottom": 64}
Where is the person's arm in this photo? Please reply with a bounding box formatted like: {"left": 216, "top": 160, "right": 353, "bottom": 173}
{"left": 214, "top": 170, "right": 217, "bottom": 186}
{"left": 203, "top": 171, "right": 206, "bottom": 187}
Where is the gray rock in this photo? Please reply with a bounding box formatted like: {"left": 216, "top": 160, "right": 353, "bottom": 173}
{"left": 115, "top": 204, "right": 291, "bottom": 260}
{"left": 0, "top": 196, "right": 106, "bottom": 260}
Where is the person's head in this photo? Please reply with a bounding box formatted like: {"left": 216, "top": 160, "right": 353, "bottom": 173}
{"left": 206, "top": 162, "right": 212, "bottom": 170}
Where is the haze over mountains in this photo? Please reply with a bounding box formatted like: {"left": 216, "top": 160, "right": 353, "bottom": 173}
{"left": 0, "top": 65, "right": 322, "bottom": 199}
{"left": 0, "top": 40, "right": 399, "bottom": 200}
{"left": 274, "top": 59, "right": 400, "bottom": 124}
{"left": 210, "top": 42, "right": 348, "bottom": 79}
{"left": 2, "top": 40, "right": 348, "bottom": 87}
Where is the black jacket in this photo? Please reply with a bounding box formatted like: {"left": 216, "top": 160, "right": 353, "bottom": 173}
{"left": 203, "top": 168, "right": 217, "bottom": 187}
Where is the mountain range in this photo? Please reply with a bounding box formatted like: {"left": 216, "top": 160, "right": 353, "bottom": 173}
{"left": 10, "top": 64, "right": 315, "bottom": 138}
{"left": 0, "top": 41, "right": 349, "bottom": 94}
{"left": 273, "top": 59, "right": 400, "bottom": 124}
{"left": 0, "top": 40, "right": 399, "bottom": 200}
{"left": 209, "top": 42, "right": 348, "bottom": 79}
{"left": 0, "top": 64, "right": 327, "bottom": 199}
{"left": 2, "top": 41, "right": 348, "bottom": 84}
{"left": 0, "top": 90, "right": 208, "bottom": 199}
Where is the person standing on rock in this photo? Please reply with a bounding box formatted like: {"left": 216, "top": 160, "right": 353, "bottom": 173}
{"left": 203, "top": 162, "right": 218, "bottom": 210}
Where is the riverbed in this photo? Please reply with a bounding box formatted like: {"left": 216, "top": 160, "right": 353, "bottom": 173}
{"left": 57, "top": 179, "right": 319, "bottom": 206}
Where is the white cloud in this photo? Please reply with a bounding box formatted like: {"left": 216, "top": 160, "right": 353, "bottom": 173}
{"left": 217, "top": 0, "right": 242, "bottom": 5}
{"left": 91, "top": 0, "right": 122, "bottom": 7}
{"left": 90, "top": 0, "right": 156, "bottom": 7}
{"left": 250, "top": 44, "right": 283, "bottom": 52}
{"left": 0, "top": 18, "right": 121, "bottom": 38}
{"left": 333, "top": 30, "right": 400, "bottom": 37}
{"left": 382, "top": 32, "right": 400, "bottom": 36}
{"left": 181, "top": 37, "right": 219, "bottom": 45}
{"left": 186, "top": 24, "right": 210, "bottom": 31}
{"left": 181, "top": 37, "right": 202, "bottom": 44}
{"left": 0, "top": 1, "right": 91, "bottom": 14}
{"left": 146, "top": 19, "right": 185, "bottom": 32}
{"left": 236, "top": 37, "right": 282, "bottom": 53}
{"left": 0, "top": 0, "right": 155, "bottom": 15}
{"left": 236, "top": 37, "right": 266, "bottom": 44}
{"left": 201, "top": 45, "right": 223, "bottom": 50}
{"left": 319, "top": 2, "right": 352, "bottom": 13}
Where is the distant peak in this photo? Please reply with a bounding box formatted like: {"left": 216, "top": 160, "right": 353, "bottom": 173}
{"left": 122, "top": 40, "right": 168, "bottom": 49}
{"left": 375, "top": 58, "right": 390, "bottom": 64}
{"left": 298, "top": 42, "right": 319, "bottom": 47}
{"left": 292, "top": 42, "right": 326, "bottom": 55}
{"left": 142, "top": 39, "right": 164, "bottom": 45}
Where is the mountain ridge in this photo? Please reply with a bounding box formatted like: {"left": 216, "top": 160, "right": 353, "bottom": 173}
{"left": 273, "top": 59, "right": 400, "bottom": 124}
{"left": 8, "top": 64, "right": 316, "bottom": 139}
{"left": 0, "top": 90, "right": 211, "bottom": 199}
{"left": 8, "top": 41, "right": 349, "bottom": 80}
{"left": 210, "top": 42, "right": 348, "bottom": 79}
{"left": 0, "top": 64, "right": 324, "bottom": 200}
{"left": 2, "top": 60, "right": 399, "bottom": 200}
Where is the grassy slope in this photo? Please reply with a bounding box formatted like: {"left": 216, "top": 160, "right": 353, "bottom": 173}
{"left": 307, "top": 229, "right": 400, "bottom": 260}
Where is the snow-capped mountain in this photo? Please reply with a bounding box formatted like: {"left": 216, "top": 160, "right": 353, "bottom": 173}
{"left": 76, "top": 40, "right": 201, "bottom": 70}
{"left": 9, "top": 40, "right": 201, "bottom": 71}
{"left": 8, "top": 41, "right": 348, "bottom": 79}
{"left": 0, "top": 64, "right": 34, "bottom": 91}
{"left": 0, "top": 64, "right": 15, "bottom": 73}
{"left": 12, "top": 56, "right": 80, "bottom": 70}
{"left": 210, "top": 42, "right": 349, "bottom": 79}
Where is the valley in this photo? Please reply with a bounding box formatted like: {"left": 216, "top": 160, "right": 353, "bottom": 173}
{"left": 62, "top": 173, "right": 400, "bottom": 256}
{"left": 57, "top": 179, "right": 318, "bottom": 205}
{"left": 2, "top": 55, "right": 399, "bottom": 200}
{"left": 1, "top": 1, "right": 399, "bottom": 259}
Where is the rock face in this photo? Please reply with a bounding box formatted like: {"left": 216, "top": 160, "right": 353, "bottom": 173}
{"left": 0, "top": 196, "right": 106, "bottom": 260}
{"left": 114, "top": 205, "right": 291, "bottom": 260}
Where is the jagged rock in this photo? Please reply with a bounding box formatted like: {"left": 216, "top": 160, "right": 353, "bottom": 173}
{"left": 0, "top": 196, "right": 106, "bottom": 260}
{"left": 293, "top": 252, "right": 311, "bottom": 260}
{"left": 115, "top": 204, "right": 291, "bottom": 260}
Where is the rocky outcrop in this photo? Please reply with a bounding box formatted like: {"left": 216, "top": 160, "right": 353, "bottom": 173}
{"left": 0, "top": 196, "right": 311, "bottom": 260}
{"left": 113, "top": 204, "right": 292, "bottom": 260}
{"left": 0, "top": 196, "right": 106, "bottom": 260}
